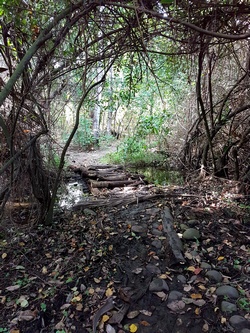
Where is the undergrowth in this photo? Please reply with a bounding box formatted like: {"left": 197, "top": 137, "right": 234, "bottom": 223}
{"left": 102, "top": 136, "right": 167, "bottom": 167}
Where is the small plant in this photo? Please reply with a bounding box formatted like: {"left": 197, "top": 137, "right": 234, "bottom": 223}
{"left": 237, "top": 297, "right": 250, "bottom": 311}
{"left": 0, "top": 328, "right": 8, "bottom": 332}
{"left": 40, "top": 302, "right": 47, "bottom": 312}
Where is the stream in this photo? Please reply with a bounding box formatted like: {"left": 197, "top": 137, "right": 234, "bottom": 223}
{"left": 58, "top": 167, "right": 183, "bottom": 209}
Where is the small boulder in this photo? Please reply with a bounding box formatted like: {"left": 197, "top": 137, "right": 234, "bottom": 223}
{"left": 221, "top": 301, "right": 237, "bottom": 313}
{"left": 182, "top": 228, "right": 201, "bottom": 240}
{"left": 216, "top": 286, "right": 239, "bottom": 299}
{"left": 149, "top": 278, "right": 169, "bottom": 292}
{"left": 206, "top": 270, "right": 223, "bottom": 283}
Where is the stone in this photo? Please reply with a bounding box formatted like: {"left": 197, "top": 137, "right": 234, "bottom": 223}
{"left": 149, "top": 278, "right": 169, "bottom": 292}
{"left": 151, "top": 229, "right": 163, "bottom": 236}
{"left": 206, "top": 270, "right": 223, "bottom": 283}
{"left": 151, "top": 240, "right": 162, "bottom": 249}
{"left": 177, "top": 275, "right": 187, "bottom": 284}
{"left": 216, "top": 286, "right": 239, "bottom": 299}
{"left": 131, "top": 225, "right": 147, "bottom": 234}
{"left": 241, "top": 329, "right": 250, "bottom": 333}
{"left": 83, "top": 208, "right": 96, "bottom": 216}
{"left": 187, "top": 219, "right": 199, "bottom": 226}
{"left": 180, "top": 224, "right": 189, "bottom": 231}
{"left": 201, "top": 262, "right": 212, "bottom": 269}
{"left": 221, "top": 301, "right": 237, "bottom": 313}
{"left": 168, "top": 290, "right": 183, "bottom": 302}
{"left": 229, "top": 315, "right": 250, "bottom": 330}
{"left": 146, "top": 263, "right": 161, "bottom": 275}
{"left": 182, "top": 228, "right": 201, "bottom": 240}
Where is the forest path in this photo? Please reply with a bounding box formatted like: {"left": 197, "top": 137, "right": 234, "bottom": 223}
{"left": 65, "top": 140, "right": 118, "bottom": 166}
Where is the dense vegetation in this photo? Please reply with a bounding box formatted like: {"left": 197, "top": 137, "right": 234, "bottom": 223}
{"left": 0, "top": 0, "right": 250, "bottom": 225}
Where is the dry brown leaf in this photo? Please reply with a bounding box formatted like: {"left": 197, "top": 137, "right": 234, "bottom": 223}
{"left": 191, "top": 293, "right": 202, "bottom": 299}
{"left": 140, "top": 320, "right": 150, "bottom": 326}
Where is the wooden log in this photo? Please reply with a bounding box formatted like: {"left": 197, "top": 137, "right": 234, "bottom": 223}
{"left": 89, "top": 179, "right": 144, "bottom": 189}
{"left": 161, "top": 207, "right": 185, "bottom": 265}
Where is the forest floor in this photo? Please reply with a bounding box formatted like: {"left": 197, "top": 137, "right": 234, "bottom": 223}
{"left": 0, "top": 144, "right": 250, "bottom": 333}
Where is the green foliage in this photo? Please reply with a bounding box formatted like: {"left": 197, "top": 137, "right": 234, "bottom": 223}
{"left": 105, "top": 136, "right": 166, "bottom": 166}
{"left": 137, "top": 113, "right": 170, "bottom": 138}
{"left": 73, "top": 117, "right": 95, "bottom": 149}
{"left": 237, "top": 297, "right": 250, "bottom": 311}
{"left": 40, "top": 302, "right": 47, "bottom": 312}
{"left": 0, "top": 328, "right": 8, "bottom": 333}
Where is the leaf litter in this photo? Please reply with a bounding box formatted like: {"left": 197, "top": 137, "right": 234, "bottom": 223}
{"left": 0, "top": 178, "right": 249, "bottom": 332}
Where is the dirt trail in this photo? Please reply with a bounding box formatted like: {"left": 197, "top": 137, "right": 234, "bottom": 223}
{"left": 65, "top": 141, "right": 118, "bottom": 166}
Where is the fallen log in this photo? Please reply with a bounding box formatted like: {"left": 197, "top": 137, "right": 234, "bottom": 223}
{"left": 161, "top": 207, "right": 185, "bottom": 265}
{"left": 89, "top": 179, "right": 145, "bottom": 189}
{"left": 72, "top": 193, "right": 161, "bottom": 209}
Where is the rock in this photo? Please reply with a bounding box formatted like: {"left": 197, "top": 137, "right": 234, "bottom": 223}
{"left": 206, "top": 270, "right": 223, "bottom": 283}
{"left": 186, "top": 219, "right": 199, "bottom": 226}
{"left": 201, "top": 262, "right": 212, "bottom": 269}
{"left": 221, "top": 301, "right": 237, "bottom": 313}
{"left": 146, "top": 263, "right": 161, "bottom": 275}
{"left": 241, "top": 329, "right": 250, "bottom": 333}
{"left": 216, "top": 286, "right": 239, "bottom": 299}
{"left": 131, "top": 225, "right": 147, "bottom": 234}
{"left": 182, "top": 228, "right": 200, "bottom": 240}
{"left": 149, "top": 278, "right": 169, "bottom": 292}
{"left": 180, "top": 224, "right": 189, "bottom": 231}
{"left": 151, "top": 240, "right": 162, "bottom": 249}
{"left": 229, "top": 315, "right": 250, "bottom": 330}
{"left": 83, "top": 208, "right": 96, "bottom": 216}
{"left": 151, "top": 229, "right": 163, "bottom": 236}
{"left": 177, "top": 275, "right": 187, "bottom": 284}
{"left": 168, "top": 290, "right": 183, "bottom": 302}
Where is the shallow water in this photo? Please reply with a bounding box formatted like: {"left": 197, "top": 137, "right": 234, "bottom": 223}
{"left": 128, "top": 167, "right": 183, "bottom": 186}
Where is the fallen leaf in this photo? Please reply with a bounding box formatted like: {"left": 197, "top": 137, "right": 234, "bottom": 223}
{"left": 60, "top": 303, "right": 71, "bottom": 310}
{"left": 6, "top": 285, "right": 20, "bottom": 291}
{"left": 202, "top": 322, "right": 209, "bottom": 332}
{"left": 191, "top": 293, "right": 202, "bottom": 299}
{"left": 55, "top": 320, "right": 65, "bottom": 330}
{"left": 167, "top": 300, "right": 186, "bottom": 312}
{"left": 42, "top": 266, "right": 48, "bottom": 274}
{"left": 127, "top": 310, "right": 140, "bottom": 319}
{"left": 198, "top": 284, "right": 206, "bottom": 291}
{"left": 192, "top": 299, "right": 206, "bottom": 306}
{"left": 140, "top": 320, "right": 150, "bottom": 326}
{"left": 88, "top": 287, "right": 95, "bottom": 295}
{"left": 2, "top": 252, "right": 7, "bottom": 259}
{"left": 194, "top": 267, "right": 203, "bottom": 275}
{"left": 76, "top": 303, "right": 83, "bottom": 311}
{"left": 195, "top": 307, "right": 200, "bottom": 315}
{"left": 129, "top": 323, "right": 138, "bottom": 332}
{"left": 139, "top": 309, "right": 152, "bottom": 316}
{"left": 106, "top": 324, "right": 116, "bottom": 333}
{"left": 184, "top": 284, "right": 192, "bottom": 292}
{"left": 20, "top": 299, "right": 29, "bottom": 308}
{"left": 102, "top": 314, "right": 110, "bottom": 323}
{"left": 18, "top": 310, "right": 37, "bottom": 321}
{"left": 217, "top": 256, "right": 224, "bottom": 261}
{"left": 154, "top": 291, "right": 168, "bottom": 301}
{"left": 105, "top": 288, "right": 113, "bottom": 297}
{"left": 187, "top": 266, "right": 196, "bottom": 272}
{"left": 132, "top": 268, "right": 143, "bottom": 274}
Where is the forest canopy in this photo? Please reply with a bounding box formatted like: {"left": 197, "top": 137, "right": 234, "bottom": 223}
{"left": 0, "top": 0, "right": 250, "bottom": 224}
